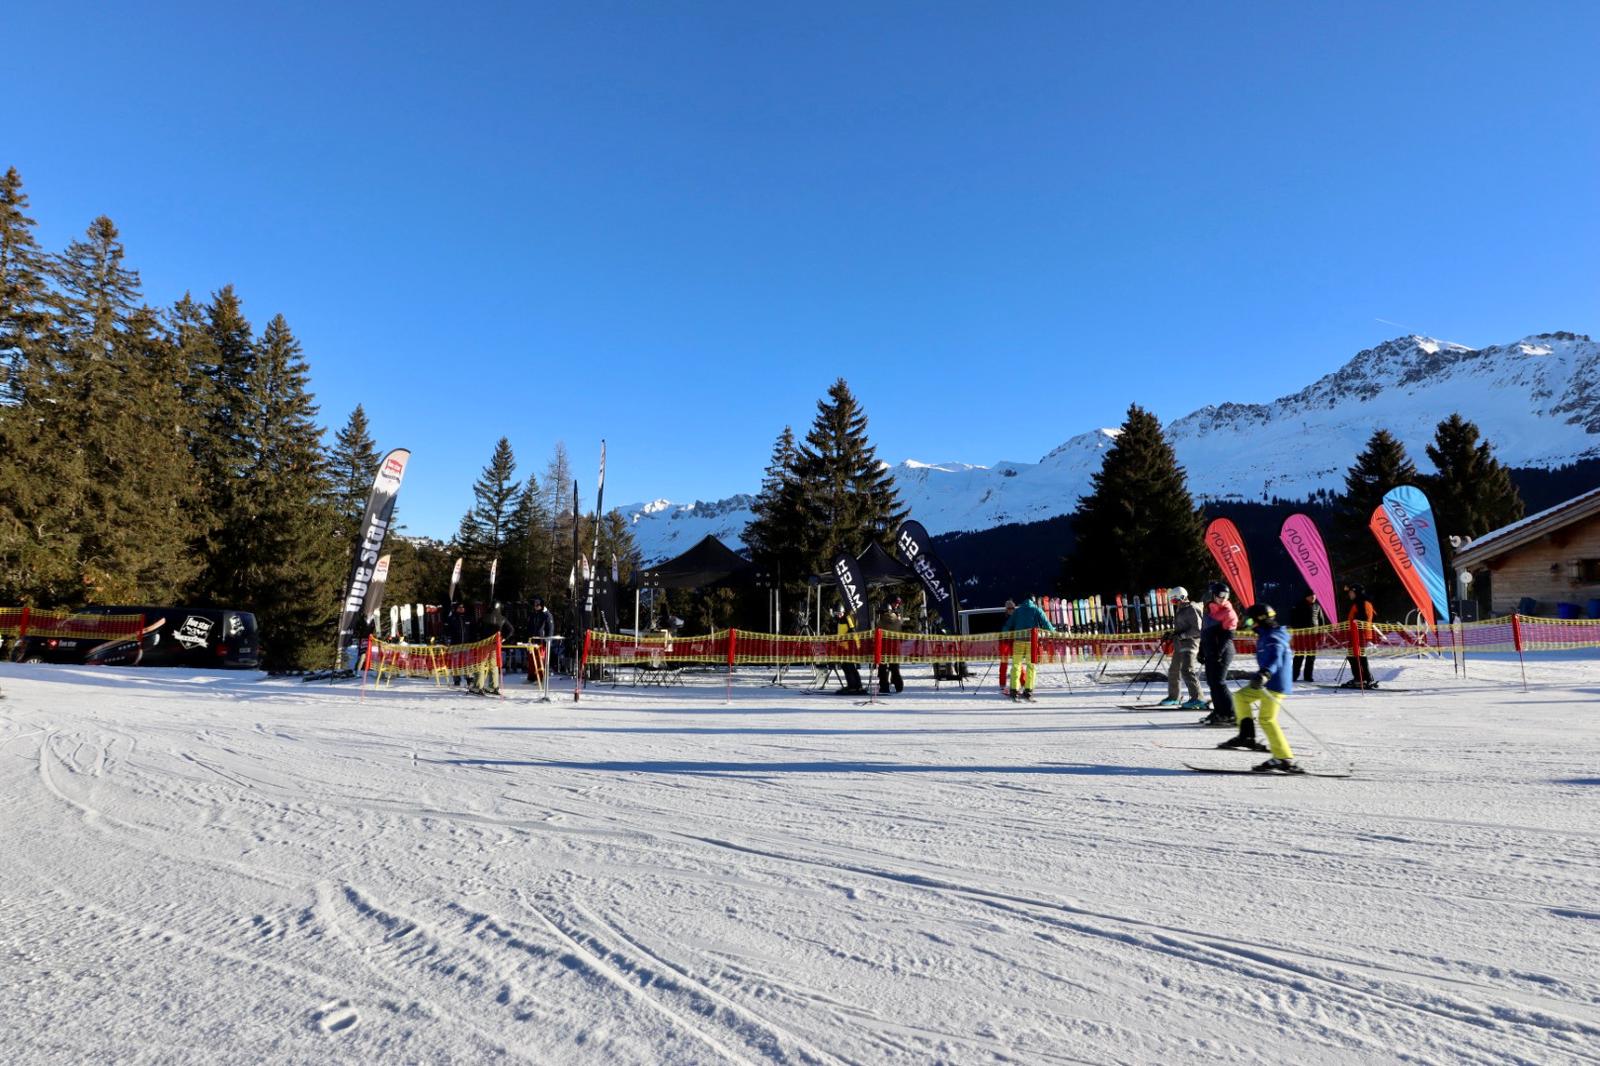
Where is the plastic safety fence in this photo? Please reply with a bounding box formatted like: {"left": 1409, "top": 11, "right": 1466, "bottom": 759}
{"left": 365, "top": 634, "right": 502, "bottom": 688}
{"left": 579, "top": 616, "right": 1600, "bottom": 673}
{"left": 0, "top": 607, "right": 146, "bottom": 641}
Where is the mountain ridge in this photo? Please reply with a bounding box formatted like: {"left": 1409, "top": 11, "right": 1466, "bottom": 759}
{"left": 621, "top": 332, "right": 1599, "bottom": 562}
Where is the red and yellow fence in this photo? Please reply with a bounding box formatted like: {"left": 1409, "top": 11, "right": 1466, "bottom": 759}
{"left": 364, "top": 634, "right": 502, "bottom": 690}
{"left": 580, "top": 615, "right": 1600, "bottom": 673}
{"left": 0, "top": 607, "right": 147, "bottom": 642}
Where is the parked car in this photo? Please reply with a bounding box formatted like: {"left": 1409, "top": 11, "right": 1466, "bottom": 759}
{"left": 12, "top": 606, "right": 260, "bottom": 669}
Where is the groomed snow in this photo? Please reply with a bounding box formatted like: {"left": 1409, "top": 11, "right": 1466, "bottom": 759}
{"left": 4, "top": 656, "right": 1599, "bottom": 1064}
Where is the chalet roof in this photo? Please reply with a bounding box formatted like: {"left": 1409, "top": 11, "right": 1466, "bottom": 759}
{"left": 1453, "top": 484, "right": 1600, "bottom": 570}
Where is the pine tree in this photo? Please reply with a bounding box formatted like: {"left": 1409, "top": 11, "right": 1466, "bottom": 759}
{"left": 217, "top": 314, "right": 342, "bottom": 670}
{"left": 1333, "top": 428, "right": 1420, "bottom": 608}
{"left": 793, "top": 379, "right": 906, "bottom": 568}
{"left": 0, "top": 167, "right": 52, "bottom": 406}
{"left": 1424, "top": 414, "right": 1525, "bottom": 558}
{"left": 1060, "top": 404, "right": 1210, "bottom": 596}
{"left": 189, "top": 287, "right": 258, "bottom": 600}
{"left": 454, "top": 438, "right": 521, "bottom": 599}
{"left": 0, "top": 168, "right": 69, "bottom": 600}
{"left": 329, "top": 404, "right": 381, "bottom": 543}
{"left": 743, "top": 426, "right": 810, "bottom": 590}
{"left": 541, "top": 441, "right": 576, "bottom": 612}
{"left": 504, "top": 480, "right": 552, "bottom": 602}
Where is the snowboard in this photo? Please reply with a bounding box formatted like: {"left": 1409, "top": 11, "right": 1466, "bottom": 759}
{"left": 1183, "top": 762, "right": 1351, "bottom": 778}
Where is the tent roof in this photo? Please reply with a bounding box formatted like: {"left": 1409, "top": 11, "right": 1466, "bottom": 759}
{"left": 636, "top": 535, "right": 761, "bottom": 589}
{"left": 811, "top": 542, "right": 918, "bottom": 588}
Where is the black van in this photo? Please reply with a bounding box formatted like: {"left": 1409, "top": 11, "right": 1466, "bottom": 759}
{"left": 12, "top": 607, "right": 260, "bottom": 669}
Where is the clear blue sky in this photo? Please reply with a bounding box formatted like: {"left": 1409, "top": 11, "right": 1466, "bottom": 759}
{"left": 11, "top": 1, "right": 1598, "bottom": 538}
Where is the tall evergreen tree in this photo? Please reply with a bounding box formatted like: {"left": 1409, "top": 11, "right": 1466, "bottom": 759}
{"left": 189, "top": 287, "right": 259, "bottom": 598}
{"left": 0, "top": 167, "right": 51, "bottom": 406}
{"left": 329, "top": 404, "right": 381, "bottom": 543}
{"left": 1060, "top": 404, "right": 1210, "bottom": 596}
{"left": 454, "top": 437, "right": 521, "bottom": 597}
{"left": 215, "top": 314, "right": 342, "bottom": 669}
{"left": 541, "top": 441, "right": 576, "bottom": 609}
{"left": 1424, "top": 414, "right": 1525, "bottom": 557}
{"left": 504, "top": 479, "right": 552, "bottom": 602}
{"left": 793, "top": 379, "right": 906, "bottom": 567}
{"left": 743, "top": 425, "right": 810, "bottom": 590}
{"left": 1333, "top": 428, "right": 1420, "bottom": 608}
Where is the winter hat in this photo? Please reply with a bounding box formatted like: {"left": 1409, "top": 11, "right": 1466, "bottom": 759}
{"left": 1170, "top": 586, "right": 1189, "bottom": 602}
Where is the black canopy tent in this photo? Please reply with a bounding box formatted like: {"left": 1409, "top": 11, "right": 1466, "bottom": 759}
{"left": 632, "top": 535, "right": 777, "bottom": 632}
{"left": 807, "top": 541, "right": 919, "bottom": 632}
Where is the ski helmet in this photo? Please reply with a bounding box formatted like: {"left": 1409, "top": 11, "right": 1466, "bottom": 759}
{"left": 1207, "top": 581, "right": 1229, "bottom": 598}
{"left": 1245, "top": 603, "right": 1276, "bottom": 627}
{"left": 1169, "top": 586, "right": 1189, "bottom": 602}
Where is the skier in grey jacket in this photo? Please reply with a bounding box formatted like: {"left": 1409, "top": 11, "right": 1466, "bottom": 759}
{"left": 1157, "top": 587, "right": 1206, "bottom": 708}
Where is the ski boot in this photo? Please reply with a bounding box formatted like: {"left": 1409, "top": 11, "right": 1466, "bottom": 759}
{"left": 1155, "top": 697, "right": 1181, "bottom": 708}
{"left": 1180, "top": 698, "right": 1209, "bottom": 711}
{"left": 1252, "top": 757, "right": 1305, "bottom": 775}
{"left": 1217, "top": 718, "right": 1269, "bottom": 752}
{"left": 1021, "top": 689, "right": 1035, "bottom": 702}
{"left": 1006, "top": 688, "right": 1019, "bottom": 701}
{"left": 1198, "top": 709, "right": 1234, "bottom": 727}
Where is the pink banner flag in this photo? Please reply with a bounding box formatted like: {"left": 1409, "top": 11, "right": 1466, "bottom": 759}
{"left": 1204, "top": 518, "right": 1256, "bottom": 607}
{"left": 1279, "top": 514, "right": 1339, "bottom": 622}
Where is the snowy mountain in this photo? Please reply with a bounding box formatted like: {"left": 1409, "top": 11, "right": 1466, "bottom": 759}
{"left": 621, "top": 332, "right": 1600, "bottom": 562}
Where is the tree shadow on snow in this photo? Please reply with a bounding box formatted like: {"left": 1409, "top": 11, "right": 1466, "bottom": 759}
{"left": 431, "top": 757, "right": 1188, "bottom": 777}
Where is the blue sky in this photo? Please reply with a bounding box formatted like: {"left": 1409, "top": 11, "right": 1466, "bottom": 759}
{"left": 10, "top": 1, "right": 1598, "bottom": 538}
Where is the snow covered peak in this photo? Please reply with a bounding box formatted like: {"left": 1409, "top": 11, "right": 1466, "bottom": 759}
{"left": 619, "top": 331, "right": 1600, "bottom": 562}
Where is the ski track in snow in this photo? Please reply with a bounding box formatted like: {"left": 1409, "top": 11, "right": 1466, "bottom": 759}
{"left": 2, "top": 657, "right": 1599, "bottom": 1064}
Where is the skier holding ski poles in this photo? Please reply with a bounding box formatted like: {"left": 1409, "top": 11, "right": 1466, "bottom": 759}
{"left": 1155, "top": 586, "right": 1206, "bottom": 709}
{"left": 1218, "top": 603, "right": 1302, "bottom": 774}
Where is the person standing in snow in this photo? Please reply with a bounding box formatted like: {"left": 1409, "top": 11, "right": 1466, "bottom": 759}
{"left": 1218, "top": 603, "right": 1303, "bottom": 774}
{"left": 831, "top": 604, "right": 866, "bottom": 695}
{"left": 1156, "top": 586, "right": 1206, "bottom": 709}
{"left": 525, "top": 596, "right": 555, "bottom": 686}
{"left": 1003, "top": 595, "right": 1054, "bottom": 701}
{"left": 1290, "top": 589, "right": 1325, "bottom": 682}
{"left": 876, "top": 596, "right": 906, "bottom": 694}
{"left": 1341, "top": 583, "right": 1379, "bottom": 689}
{"left": 1197, "top": 582, "right": 1237, "bottom": 725}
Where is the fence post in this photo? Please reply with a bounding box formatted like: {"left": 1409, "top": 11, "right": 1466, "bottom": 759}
{"left": 575, "top": 630, "right": 592, "bottom": 702}
{"left": 873, "top": 628, "right": 884, "bottom": 693}
{"left": 1511, "top": 614, "right": 1528, "bottom": 692}
{"left": 726, "top": 629, "right": 738, "bottom": 704}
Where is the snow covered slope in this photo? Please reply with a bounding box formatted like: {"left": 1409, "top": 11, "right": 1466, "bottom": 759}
{"left": 5, "top": 658, "right": 1599, "bottom": 1064}
{"left": 621, "top": 333, "right": 1600, "bottom": 562}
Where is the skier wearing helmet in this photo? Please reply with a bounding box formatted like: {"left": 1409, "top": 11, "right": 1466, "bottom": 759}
{"left": 831, "top": 603, "right": 866, "bottom": 695}
{"left": 1155, "top": 586, "right": 1206, "bottom": 709}
{"left": 1219, "top": 603, "right": 1302, "bottom": 773}
{"left": 1197, "top": 582, "right": 1237, "bottom": 725}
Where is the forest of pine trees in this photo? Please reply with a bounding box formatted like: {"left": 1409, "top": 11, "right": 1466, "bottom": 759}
{"left": 0, "top": 166, "right": 638, "bottom": 668}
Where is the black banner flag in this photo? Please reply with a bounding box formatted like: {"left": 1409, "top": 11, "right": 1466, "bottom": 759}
{"left": 362, "top": 554, "right": 391, "bottom": 627}
{"left": 336, "top": 448, "right": 410, "bottom": 655}
{"left": 895, "top": 519, "right": 960, "bottom": 631}
{"left": 830, "top": 551, "right": 866, "bottom": 626}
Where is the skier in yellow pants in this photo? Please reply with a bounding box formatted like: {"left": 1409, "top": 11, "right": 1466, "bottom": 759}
{"left": 1218, "top": 603, "right": 1302, "bottom": 773}
{"left": 1003, "top": 595, "right": 1054, "bottom": 702}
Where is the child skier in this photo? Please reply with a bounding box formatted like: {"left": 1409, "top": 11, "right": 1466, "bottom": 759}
{"left": 1218, "top": 603, "right": 1302, "bottom": 774}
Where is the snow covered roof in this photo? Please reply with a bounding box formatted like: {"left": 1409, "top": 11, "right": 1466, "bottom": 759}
{"left": 1453, "top": 483, "right": 1600, "bottom": 569}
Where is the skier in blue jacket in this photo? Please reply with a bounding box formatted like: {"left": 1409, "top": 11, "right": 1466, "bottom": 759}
{"left": 1217, "top": 603, "right": 1302, "bottom": 773}
{"left": 1003, "top": 596, "right": 1054, "bottom": 701}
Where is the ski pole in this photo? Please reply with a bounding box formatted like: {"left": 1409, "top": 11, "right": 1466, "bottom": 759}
{"left": 1122, "top": 642, "right": 1162, "bottom": 696}
{"left": 1136, "top": 651, "right": 1167, "bottom": 700}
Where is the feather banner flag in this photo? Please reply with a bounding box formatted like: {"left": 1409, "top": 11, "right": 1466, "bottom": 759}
{"left": 1370, "top": 505, "right": 1436, "bottom": 627}
{"left": 1381, "top": 485, "right": 1451, "bottom": 624}
{"left": 1279, "top": 514, "right": 1339, "bottom": 622}
{"left": 1204, "top": 518, "right": 1256, "bottom": 607}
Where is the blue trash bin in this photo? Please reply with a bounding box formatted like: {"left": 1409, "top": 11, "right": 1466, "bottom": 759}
{"left": 1556, "top": 602, "right": 1580, "bottom": 620}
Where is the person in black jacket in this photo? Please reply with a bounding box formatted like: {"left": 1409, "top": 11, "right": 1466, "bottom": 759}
{"left": 1289, "top": 589, "right": 1325, "bottom": 682}
{"left": 525, "top": 596, "right": 555, "bottom": 685}
{"left": 1197, "top": 583, "right": 1238, "bottom": 726}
